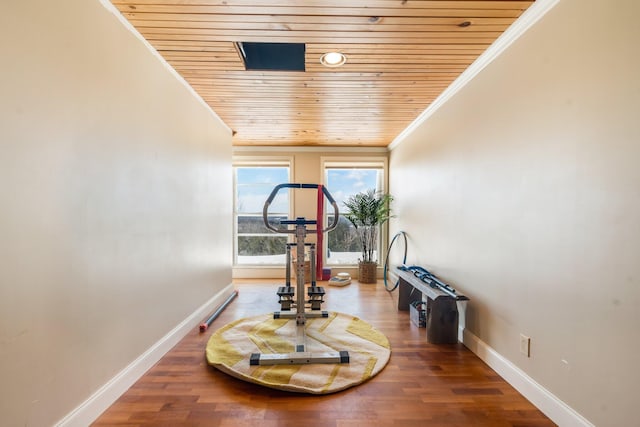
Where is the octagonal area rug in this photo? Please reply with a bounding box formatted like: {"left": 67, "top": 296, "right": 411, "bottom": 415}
{"left": 206, "top": 311, "right": 391, "bottom": 394}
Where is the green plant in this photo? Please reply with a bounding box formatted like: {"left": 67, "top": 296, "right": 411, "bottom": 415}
{"left": 343, "top": 189, "right": 393, "bottom": 264}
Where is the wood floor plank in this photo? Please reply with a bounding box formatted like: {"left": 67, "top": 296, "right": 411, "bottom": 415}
{"left": 92, "top": 280, "right": 555, "bottom": 427}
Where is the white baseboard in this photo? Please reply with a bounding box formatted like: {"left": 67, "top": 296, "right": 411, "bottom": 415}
{"left": 461, "top": 329, "right": 594, "bottom": 427}
{"left": 55, "top": 283, "right": 235, "bottom": 427}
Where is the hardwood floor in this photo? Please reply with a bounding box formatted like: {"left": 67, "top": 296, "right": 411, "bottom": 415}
{"left": 93, "top": 280, "right": 555, "bottom": 427}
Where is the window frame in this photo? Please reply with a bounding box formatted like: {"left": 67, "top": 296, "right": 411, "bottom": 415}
{"left": 321, "top": 156, "right": 389, "bottom": 267}
{"left": 232, "top": 157, "right": 293, "bottom": 267}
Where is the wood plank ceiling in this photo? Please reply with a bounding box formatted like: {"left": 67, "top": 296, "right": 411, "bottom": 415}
{"left": 111, "top": 0, "right": 535, "bottom": 147}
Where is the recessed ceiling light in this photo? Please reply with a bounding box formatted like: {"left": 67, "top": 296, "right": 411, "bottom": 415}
{"left": 320, "top": 52, "right": 346, "bottom": 68}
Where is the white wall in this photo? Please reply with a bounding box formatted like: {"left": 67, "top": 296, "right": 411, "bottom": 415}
{"left": 389, "top": 0, "right": 640, "bottom": 425}
{"left": 0, "top": 1, "right": 232, "bottom": 425}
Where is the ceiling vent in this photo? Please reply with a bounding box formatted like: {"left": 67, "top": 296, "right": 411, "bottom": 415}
{"left": 236, "top": 42, "right": 305, "bottom": 72}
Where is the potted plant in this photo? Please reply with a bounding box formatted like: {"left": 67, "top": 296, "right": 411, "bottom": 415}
{"left": 343, "top": 189, "right": 393, "bottom": 283}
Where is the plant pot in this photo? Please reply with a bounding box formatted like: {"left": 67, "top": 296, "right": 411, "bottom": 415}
{"left": 358, "top": 261, "right": 377, "bottom": 284}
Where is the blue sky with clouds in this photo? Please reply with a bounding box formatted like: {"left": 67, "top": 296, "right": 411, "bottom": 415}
{"left": 236, "top": 167, "right": 289, "bottom": 213}
{"left": 326, "top": 169, "right": 378, "bottom": 208}
{"left": 236, "top": 166, "right": 379, "bottom": 214}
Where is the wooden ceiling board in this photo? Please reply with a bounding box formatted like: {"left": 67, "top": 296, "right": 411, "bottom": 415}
{"left": 111, "top": 0, "right": 535, "bottom": 147}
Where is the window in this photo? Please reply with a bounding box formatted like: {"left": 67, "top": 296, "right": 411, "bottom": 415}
{"left": 323, "top": 159, "right": 387, "bottom": 265}
{"left": 234, "top": 162, "right": 290, "bottom": 265}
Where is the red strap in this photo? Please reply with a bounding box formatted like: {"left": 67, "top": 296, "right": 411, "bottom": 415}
{"left": 316, "top": 185, "right": 324, "bottom": 279}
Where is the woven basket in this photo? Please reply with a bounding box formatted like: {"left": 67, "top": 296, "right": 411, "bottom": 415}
{"left": 358, "top": 261, "right": 377, "bottom": 284}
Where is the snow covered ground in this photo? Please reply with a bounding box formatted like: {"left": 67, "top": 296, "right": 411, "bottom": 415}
{"left": 237, "top": 251, "right": 367, "bottom": 265}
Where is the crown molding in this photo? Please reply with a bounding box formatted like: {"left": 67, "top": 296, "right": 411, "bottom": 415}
{"left": 233, "top": 145, "right": 389, "bottom": 154}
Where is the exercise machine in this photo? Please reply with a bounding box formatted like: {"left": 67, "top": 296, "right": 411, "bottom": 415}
{"left": 399, "top": 264, "right": 468, "bottom": 300}
{"left": 250, "top": 183, "right": 350, "bottom": 366}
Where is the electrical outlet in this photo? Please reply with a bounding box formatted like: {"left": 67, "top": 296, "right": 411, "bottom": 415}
{"left": 520, "top": 334, "right": 531, "bottom": 357}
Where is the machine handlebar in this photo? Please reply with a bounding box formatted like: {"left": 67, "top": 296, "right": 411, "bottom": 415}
{"left": 263, "top": 183, "right": 339, "bottom": 234}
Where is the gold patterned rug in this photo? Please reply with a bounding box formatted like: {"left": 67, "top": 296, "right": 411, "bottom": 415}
{"left": 206, "top": 311, "right": 391, "bottom": 394}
